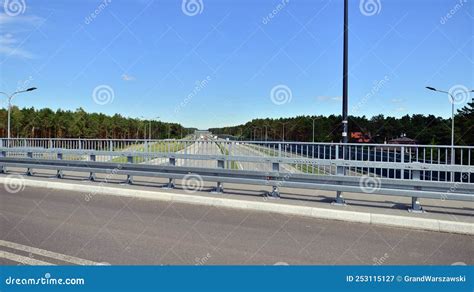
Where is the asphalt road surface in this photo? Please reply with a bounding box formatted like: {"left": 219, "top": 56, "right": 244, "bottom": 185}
{"left": 1, "top": 186, "right": 472, "bottom": 265}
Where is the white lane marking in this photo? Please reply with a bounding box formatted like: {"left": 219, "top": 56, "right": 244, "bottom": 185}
{"left": 0, "top": 239, "right": 102, "bottom": 265}
{"left": 1, "top": 250, "right": 54, "bottom": 265}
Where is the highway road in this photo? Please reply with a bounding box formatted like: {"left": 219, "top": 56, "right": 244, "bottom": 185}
{"left": 1, "top": 186, "right": 472, "bottom": 265}
{"left": 233, "top": 143, "right": 301, "bottom": 173}
{"left": 147, "top": 140, "right": 221, "bottom": 168}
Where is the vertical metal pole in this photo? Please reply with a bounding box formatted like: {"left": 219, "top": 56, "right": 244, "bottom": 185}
{"left": 57, "top": 153, "right": 64, "bottom": 178}
{"left": 7, "top": 96, "right": 11, "bottom": 140}
{"left": 450, "top": 96, "right": 455, "bottom": 182}
{"left": 0, "top": 151, "right": 6, "bottom": 173}
{"left": 89, "top": 154, "right": 96, "bottom": 181}
{"left": 333, "top": 0, "right": 349, "bottom": 206}
{"left": 163, "top": 158, "right": 175, "bottom": 189}
{"left": 409, "top": 169, "right": 424, "bottom": 213}
{"left": 342, "top": 0, "right": 349, "bottom": 144}
{"left": 126, "top": 155, "right": 134, "bottom": 184}
{"left": 282, "top": 124, "right": 285, "bottom": 142}
{"left": 212, "top": 159, "right": 225, "bottom": 194}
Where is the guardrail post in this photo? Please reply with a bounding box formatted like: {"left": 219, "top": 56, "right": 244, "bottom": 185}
{"left": 272, "top": 162, "right": 279, "bottom": 172}
{"left": 109, "top": 141, "right": 113, "bottom": 161}
{"left": 211, "top": 159, "right": 225, "bottom": 194}
{"left": 126, "top": 155, "right": 134, "bottom": 184}
{"left": 26, "top": 152, "right": 33, "bottom": 176}
{"left": 0, "top": 150, "right": 5, "bottom": 173}
{"left": 409, "top": 169, "right": 424, "bottom": 213}
{"left": 89, "top": 154, "right": 96, "bottom": 181}
{"left": 56, "top": 153, "right": 64, "bottom": 178}
{"left": 163, "top": 158, "right": 176, "bottom": 189}
{"left": 332, "top": 146, "right": 346, "bottom": 206}
{"left": 269, "top": 185, "right": 280, "bottom": 198}
{"left": 267, "top": 162, "right": 281, "bottom": 198}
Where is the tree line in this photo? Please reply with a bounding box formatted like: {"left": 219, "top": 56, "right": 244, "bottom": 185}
{"left": 1, "top": 99, "right": 472, "bottom": 145}
{"left": 210, "top": 98, "right": 473, "bottom": 145}
{"left": 0, "top": 107, "right": 195, "bottom": 139}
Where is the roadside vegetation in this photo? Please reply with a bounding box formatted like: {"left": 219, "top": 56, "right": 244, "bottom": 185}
{"left": 210, "top": 98, "right": 474, "bottom": 146}
{"left": 0, "top": 107, "right": 195, "bottom": 139}
{"left": 111, "top": 141, "right": 186, "bottom": 163}
{"left": 216, "top": 142, "right": 240, "bottom": 170}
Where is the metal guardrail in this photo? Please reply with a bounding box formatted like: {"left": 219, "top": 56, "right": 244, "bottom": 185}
{"left": 0, "top": 138, "right": 473, "bottom": 212}
{"left": 0, "top": 138, "right": 472, "bottom": 182}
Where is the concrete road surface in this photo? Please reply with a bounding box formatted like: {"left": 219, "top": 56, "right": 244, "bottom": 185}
{"left": 1, "top": 186, "right": 472, "bottom": 265}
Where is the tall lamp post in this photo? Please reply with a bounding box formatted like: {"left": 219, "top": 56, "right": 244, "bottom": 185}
{"left": 0, "top": 87, "right": 37, "bottom": 139}
{"left": 263, "top": 125, "right": 269, "bottom": 142}
{"left": 139, "top": 116, "right": 148, "bottom": 140}
{"left": 341, "top": 0, "right": 349, "bottom": 144}
{"left": 425, "top": 86, "right": 474, "bottom": 165}
{"left": 280, "top": 122, "right": 288, "bottom": 142}
{"left": 309, "top": 116, "right": 318, "bottom": 143}
{"left": 333, "top": 0, "right": 349, "bottom": 205}
{"left": 151, "top": 116, "right": 160, "bottom": 140}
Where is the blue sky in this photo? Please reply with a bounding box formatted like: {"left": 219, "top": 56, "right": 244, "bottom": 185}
{"left": 0, "top": 0, "right": 472, "bottom": 129}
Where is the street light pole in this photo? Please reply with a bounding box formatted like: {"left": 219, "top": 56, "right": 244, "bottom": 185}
{"left": 149, "top": 117, "right": 160, "bottom": 140}
{"left": 149, "top": 120, "right": 152, "bottom": 140}
{"left": 333, "top": 0, "right": 349, "bottom": 206}
{"left": 280, "top": 122, "right": 288, "bottom": 142}
{"left": 310, "top": 117, "right": 318, "bottom": 143}
{"left": 0, "top": 87, "right": 37, "bottom": 140}
{"left": 155, "top": 117, "right": 160, "bottom": 140}
{"left": 282, "top": 124, "right": 285, "bottom": 142}
{"left": 341, "top": 0, "right": 349, "bottom": 144}
{"left": 139, "top": 116, "right": 147, "bottom": 140}
{"left": 425, "top": 86, "right": 474, "bottom": 166}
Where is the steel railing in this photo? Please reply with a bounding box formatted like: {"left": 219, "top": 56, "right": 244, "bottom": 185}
{"left": 1, "top": 138, "right": 473, "bottom": 212}
{"left": 0, "top": 138, "right": 472, "bottom": 183}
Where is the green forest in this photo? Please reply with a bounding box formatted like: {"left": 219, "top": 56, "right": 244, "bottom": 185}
{"left": 210, "top": 98, "right": 474, "bottom": 145}
{"left": 0, "top": 98, "right": 472, "bottom": 145}
{"left": 0, "top": 107, "right": 194, "bottom": 139}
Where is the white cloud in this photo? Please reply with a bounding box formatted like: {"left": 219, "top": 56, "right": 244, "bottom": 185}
{"left": 0, "top": 14, "right": 43, "bottom": 27}
{"left": 0, "top": 12, "right": 45, "bottom": 59}
{"left": 121, "top": 74, "right": 136, "bottom": 81}
{"left": 395, "top": 106, "right": 406, "bottom": 112}
{"left": 316, "top": 96, "right": 342, "bottom": 102}
{"left": 0, "top": 33, "right": 34, "bottom": 58}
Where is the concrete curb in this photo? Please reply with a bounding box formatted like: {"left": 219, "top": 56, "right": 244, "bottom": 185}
{"left": 1, "top": 177, "right": 472, "bottom": 235}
